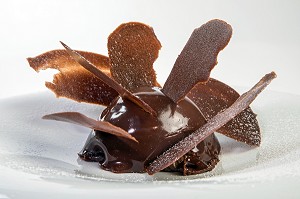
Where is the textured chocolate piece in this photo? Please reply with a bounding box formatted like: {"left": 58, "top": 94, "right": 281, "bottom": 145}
{"left": 27, "top": 49, "right": 118, "bottom": 105}
{"left": 162, "top": 19, "right": 232, "bottom": 102}
{"left": 43, "top": 112, "right": 137, "bottom": 142}
{"left": 188, "top": 78, "right": 260, "bottom": 146}
{"left": 147, "top": 72, "right": 276, "bottom": 175}
{"left": 108, "top": 22, "right": 161, "bottom": 92}
{"left": 61, "top": 42, "right": 156, "bottom": 116}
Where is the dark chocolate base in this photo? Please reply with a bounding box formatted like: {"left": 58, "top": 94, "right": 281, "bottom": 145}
{"left": 79, "top": 130, "right": 220, "bottom": 175}
{"left": 79, "top": 87, "right": 221, "bottom": 175}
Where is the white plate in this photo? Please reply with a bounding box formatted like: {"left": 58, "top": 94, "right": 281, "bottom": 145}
{"left": 0, "top": 90, "right": 299, "bottom": 199}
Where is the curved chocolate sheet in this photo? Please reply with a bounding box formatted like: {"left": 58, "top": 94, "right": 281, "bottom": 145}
{"left": 187, "top": 78, "right": 260, "bottom": 146}
{"left": 27, "top": 50, "right": 118, "bottom": 105}
{"left": 108, "top": 22, "right": 161, "bottom": 92}
{"left": 162, "top": 19, "right": 232, "bottom": 102}
{"left": 43, "top": 112, "right": 138, "bottom": 142}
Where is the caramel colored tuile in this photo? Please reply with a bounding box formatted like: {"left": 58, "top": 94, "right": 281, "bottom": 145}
{"left": 60, "top": 41, "right": 157, "bottom": 116}
{"left": 162, "top": 19, "right": 232, "bottom": 103}
{"left": 27, "top": 49, "right": 118, "bottom": 106}
{"left": 188, "top": 78, "right": 260, "bottom": 146}
{"left": 108, "top": 22, "right": 161, "bottom": 92}
{"left": 147, "top": 72, "right": 276, "bottom": 175}
{"left": 43, "top": 112, "right": 138, "bottom": 142}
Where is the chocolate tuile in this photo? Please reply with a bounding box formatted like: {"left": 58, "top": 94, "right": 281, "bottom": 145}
{"left": 43, "top": 112, "right": 138, "bottom": 142}
{"left": 60, "top": 41, "right": 157, "bottom": 116}
{"left": 27, "top": 49, "right": 110, "bottom": 73}
{"left": 188, "top": 78, "right": 261, "bottom": 146}
{"left": 162, "top": 19, "right": 232, "bottom": 103}
{"left": 108, "top": 22, "right": 161, "bottom": 92}
{"left": 147, "top": 72, "right": 276, "bottom": 175}
{"left": 27, "top": 50, "right": 118, "bottom": 106}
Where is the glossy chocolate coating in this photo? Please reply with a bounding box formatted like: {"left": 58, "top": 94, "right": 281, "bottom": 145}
{"left": 79, "top": 87, "right": 220, "bottom": 173}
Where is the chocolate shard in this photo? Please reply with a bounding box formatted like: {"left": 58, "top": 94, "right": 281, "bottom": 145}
{"left": 188, "top": 78, "right": 260, "bottom": 146}
{"left": 27, "top": 49, "right": 118, "bottom": 106}
{"left": 162, "top": 19, "right": 232, "bottom": 103}
{"left": 147, "top": 72, "right": 276, "bottom": 175}
{"left": 43, "top": 112, "right": 138, "bottom": 142}
{"left": 60, "top": 42, "right": 157, "bottom": 116}
{"left": 108, "top": 22, "right": 161, "bottom": 92}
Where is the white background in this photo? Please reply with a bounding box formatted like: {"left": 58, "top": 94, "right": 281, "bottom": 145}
{"left": 0, "top": 0, "right": 299, "bottom": 99}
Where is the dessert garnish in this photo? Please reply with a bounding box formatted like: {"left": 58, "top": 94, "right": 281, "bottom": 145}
{"left": 162, "top": 19, "right": 232, "bottom": 102}
{"left": 147, "top": 72, "right": 276, "bottom": 174}
{"left": 27, "top": 19, "right": 276, "bottom": 176}
{"left": 43, "top": 112, "right": 138, "bottom": 142}
{"left": 60, "top": 41, "right": 156, "bottom": 116}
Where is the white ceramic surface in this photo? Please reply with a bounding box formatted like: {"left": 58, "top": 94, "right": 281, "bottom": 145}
{"left": 0, "top": 90, "right": 299, "bottom": 198}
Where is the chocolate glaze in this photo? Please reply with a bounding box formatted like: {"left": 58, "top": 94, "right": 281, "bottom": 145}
{"left": 79, "top": 87, "right": 220, "bottom": 173}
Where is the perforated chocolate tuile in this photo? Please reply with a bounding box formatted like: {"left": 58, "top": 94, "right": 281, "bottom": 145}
{"left": 162, "top": 19, "right": 232, "bottom": 103}
{"left": 27, "top": 50, "right": 118, "bottom": 106}
{"left": 147, "top": 72, "right": 276, "bottom": 175}
{"left": 108, "top": 22, "right": 161, "bottom": 92}
{"left": 43, "top": 112, "right": 138, "bottom": 142}
{"left": 188, "top": 78, "right": 260, "bottom": 146}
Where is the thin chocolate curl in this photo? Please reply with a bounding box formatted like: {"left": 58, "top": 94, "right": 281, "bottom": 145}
{"left": 43, "top": 112, "right": 138, "bottom": 142}
{"left": 162, "top": 19, "right": 232, "bottom": 103}
{"left": 188, "top": 78, "right": 260, "bottom": 146}
{"left": 108, "top": 22, "right": 161, "bottom": 92}
{"left": 147, "top": 72, "right": 276, "bottom": 175}
{"left": 27, "top": 50, "right": 118, "bottom": 105}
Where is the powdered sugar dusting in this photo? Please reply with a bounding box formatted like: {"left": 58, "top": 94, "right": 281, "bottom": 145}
{"left": 188, "top": 78, "right": 261, "bottom": 146}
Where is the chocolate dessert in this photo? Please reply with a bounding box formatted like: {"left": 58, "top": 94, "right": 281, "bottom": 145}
{"left": 79, "top": 87, "right": 220, "bottom": 174}
{"left": 27, "top": 19, "right": 276, "bottom": 175}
